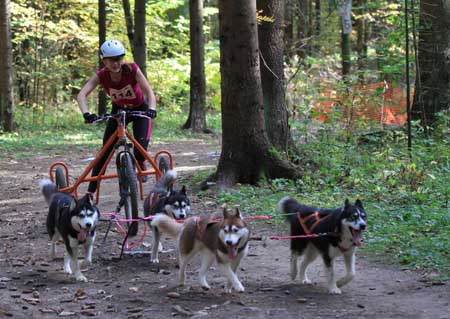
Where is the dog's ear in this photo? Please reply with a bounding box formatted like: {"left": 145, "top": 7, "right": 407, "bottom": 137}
{"left": 344, "top": 199, "right": 350, "bottom": 207}
{"left": 180, "top": 185, "right": 187, "bottom": 195}
{"left": 235, "top": 207, "right": 241, "bottom": 219}
{"left": 69, "top": 197, "right": 77, "bottom": 211}
{"left": 223, "top": 206, "right": 230, "bottom": 219}
{"left": 85, "top": 193, "right": 93, "bottom": 205}
{"left": 355, "top": 199, "right": 363, "bottom": 208}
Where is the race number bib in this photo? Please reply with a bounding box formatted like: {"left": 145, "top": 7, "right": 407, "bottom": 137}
{"left": 109, "top": 84, "right": 136, "bottom": 101}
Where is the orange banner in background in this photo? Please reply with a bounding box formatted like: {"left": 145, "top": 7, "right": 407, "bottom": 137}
{"left": 314, "top": 82, "right": 413, "bottom": 125}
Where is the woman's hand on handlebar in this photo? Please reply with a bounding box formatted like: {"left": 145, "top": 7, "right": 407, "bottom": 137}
{"left": 83, "top": 112, "right": 98, "bottom": 124}
{"left": 146, "top": 109, "right": 157, "bottom": 119}
{"left": 86, "top": 110, "right": 154, "bottom": 124}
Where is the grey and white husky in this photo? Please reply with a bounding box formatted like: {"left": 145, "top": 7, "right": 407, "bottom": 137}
{"left": 278, "top": 196, "right": 367, "bottom": 294}
{"left": 40, "top": 179, "right": 100, "bottom": 282}
{"left": 143, "top": 169, "right": 190, "bottom": 263}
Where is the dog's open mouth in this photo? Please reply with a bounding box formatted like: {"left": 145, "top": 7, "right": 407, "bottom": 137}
{"left": 228, "top": 244, "right": 239, "bottom": 260}
{"left": 77, "top": 228, "right": 88, "bottom": 241}
{"left": 350, "top": 228, "right": 362, "bottom": 247}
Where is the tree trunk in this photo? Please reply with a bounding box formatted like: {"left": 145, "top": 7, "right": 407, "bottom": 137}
{"left": 412, "top": 0, "right": 450, "bottom": 125}
{"left": 0, "top": 0, "right": 14, "bottom": 132}
{"left": 183, "top": 0, "right": 207, "bottom": 132}
{"left": 98, "top": 0, "right": 107, "bottom": 114}
{"left": 216, "top": 0, "right": 300, "bottom": 188}
{"left": 122, "top": 0, "right": 134, "bottom": 58}
{"left": 257, "top": 0, "right": 290, "bottom": 152}
{"left": 355, "top": 0, "right": 367, "bottom": 82}
{"left": 340, "top": 1, "right": 352, "bottom": 80}
{"left": 314, "top": 0, "right": 320, "bottom": 51}
{"left": 284, "top": 0, "right": 294, "bottom": 59}
{"left": 297, "top": 0, "right": 310, "bottom": 59}
{"left": 133, "top": 0, "right": 146, "bottom": 77}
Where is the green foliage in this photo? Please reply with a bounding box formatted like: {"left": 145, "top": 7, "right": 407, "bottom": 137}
{"left": 0, "top": 104, "right": 222, "bottom": 159}
{"left": 202, "top": 127, "right": 450, "bottom": 280}
{"left": 10, "top": 0, "right": 222, "bottom": 124}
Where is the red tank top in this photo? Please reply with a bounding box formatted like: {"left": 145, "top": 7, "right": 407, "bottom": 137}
{"left": 96, "top": 63, "right": 145, "bottom": 108}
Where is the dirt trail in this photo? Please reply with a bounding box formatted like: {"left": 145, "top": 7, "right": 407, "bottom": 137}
{"left": 0, "top": 138, "right": 449, "bottom": 319}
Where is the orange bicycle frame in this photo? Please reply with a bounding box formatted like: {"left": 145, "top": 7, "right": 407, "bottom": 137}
{"left": 49, "top": 116, "right": 173, "bottom": 204}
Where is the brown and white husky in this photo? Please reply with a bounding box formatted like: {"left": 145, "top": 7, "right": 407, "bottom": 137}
{"left": 151, "top": 207, "right": 250, "bottom": 293}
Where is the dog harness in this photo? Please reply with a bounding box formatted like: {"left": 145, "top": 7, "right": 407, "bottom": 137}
{"left": 296, "top": 211, "right": 331, "bottom": 234}
{"left": 296, "top": 211, "right": 354, "bottom": 252}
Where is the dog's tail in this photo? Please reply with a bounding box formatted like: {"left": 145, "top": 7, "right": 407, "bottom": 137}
{"left": 39, "top": 179, "right": 57, "bottom": 205}
{"left": 151, "top": 213, "right": 182, "bottom": 239}
{"left": 278, "top": 196, "right": 300, "bottom": 223}
{"left": 154, "top": 169, "right": 177, "bottom": 191}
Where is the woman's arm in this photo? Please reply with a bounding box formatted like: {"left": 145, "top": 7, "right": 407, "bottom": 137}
{"left": 76, "top": 74, "right": 100, "bottom": 114}
{"left": 135, "top": 67, "right": 156, "bottom": 110}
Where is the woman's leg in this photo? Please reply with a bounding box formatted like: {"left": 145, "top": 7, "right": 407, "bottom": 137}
{"left": 87, "top": 118, "right": 118, "bottom": 193}
{"left": 132, "top": 115, "right": 152, "bottom": 163}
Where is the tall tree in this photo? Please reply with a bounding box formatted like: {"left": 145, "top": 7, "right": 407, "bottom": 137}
{"left": 0, "top": 0, "right": 14, "bottom": 132}
{"left": 122, "top": 0, "right": 134, "bottom": 58}
{"left": 183, "top": 0, "right": 207, "bottom": 132}
{"left": 355, "top": 0, "right": 367, "bottom": 82}
{"left": 98, "top": 0, "right": 107, "bottom": 114}
{"left": 216, "top": 0, "right": 300, "bottom": 187}
{"left": 258, "top": 0, "right": 290, "bottom": 152}
{"left": 339, "top": 0, "right": 352, "bottom": 79}
{"left": 297, "top": 0, "right": 310, "bottom": 59}
{"left": 284, "top": 0, "right": 294, "bottom": 58}
{"left": 133, "top": 0, "right": 146, "bottom": 76}
{"left": 412, "top": 0, "right": 450, "bottom": 126}
{"left": 314, "top": 0, "right": 321, "bottom": 46}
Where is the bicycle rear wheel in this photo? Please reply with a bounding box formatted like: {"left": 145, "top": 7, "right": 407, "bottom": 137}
{"left": 117, "top": 152, "right": 139, "bottom": 236}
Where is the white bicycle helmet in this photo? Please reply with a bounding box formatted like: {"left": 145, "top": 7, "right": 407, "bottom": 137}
{"left": 99, "top": 40, "right": 126, "bottom": 59}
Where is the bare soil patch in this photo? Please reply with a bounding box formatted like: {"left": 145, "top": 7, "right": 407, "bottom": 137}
{"left": 0, "top": 137, "right": 449, "bottom": 319}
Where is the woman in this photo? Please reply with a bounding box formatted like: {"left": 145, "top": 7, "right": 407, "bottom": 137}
{"left": 77, "top": 39, "right": 157, "bottom": 195}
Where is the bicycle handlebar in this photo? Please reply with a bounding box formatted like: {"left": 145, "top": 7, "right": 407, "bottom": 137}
{"left": 93, "top": 110, "right": 151, "bottom": 123}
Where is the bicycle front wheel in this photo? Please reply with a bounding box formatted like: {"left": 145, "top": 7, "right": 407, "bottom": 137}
{"left": 117, "top": 152, "right": 139, "bottom": 236}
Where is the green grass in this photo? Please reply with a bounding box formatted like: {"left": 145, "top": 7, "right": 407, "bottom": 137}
{"left": 0, "top": 105, "right": 222, "bottom": 159}
{"left": 189, "top": 127, "right": 450, "bottom": 281}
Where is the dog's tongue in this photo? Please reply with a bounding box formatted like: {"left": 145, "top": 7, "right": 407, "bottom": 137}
{"left": 228, "top": 245, "right": 238, "bottom": 260}
{"left": 78, "top": 229, "right": 87, "bottom": 241}
{"left": 352, "top": 229, "right": 361, "bottom": 247}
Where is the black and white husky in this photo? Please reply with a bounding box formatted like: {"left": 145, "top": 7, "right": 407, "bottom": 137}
{"left": 151, "top": 207, "right": 250, "bottom": 292}
{"left": 143, "top": 169, "right": 190, "bottom": 263}
{"left": 40, "top": 179, "right": 100, "bottom": 282}
{"left": 278, "top": 197, "right": 367, "bottom": 294}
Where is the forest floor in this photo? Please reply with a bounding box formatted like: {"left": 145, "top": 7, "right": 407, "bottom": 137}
{"left": 0, "top": 136, "right": 449, "bottom": 319}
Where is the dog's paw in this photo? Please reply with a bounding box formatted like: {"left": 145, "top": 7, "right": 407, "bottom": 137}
{"left": 201, "top": 284, "right": 210, "bottom": 291}
{"left": 150, "top": 257, "right": 159, "bottom": 264}
{"left": 64, "top": 265, "right": 72, "bottom": 274}
{"left": 75, "top": 273, "right": 88, "bottom": 282}
{"left": 328, "top": 287, "right": 342, "bottom": 294}
{"left": 233, "top": 283, "right": 245, "bottom": 293}
{"left": 301, "top": 278, "right": 313, "bottom": 285}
